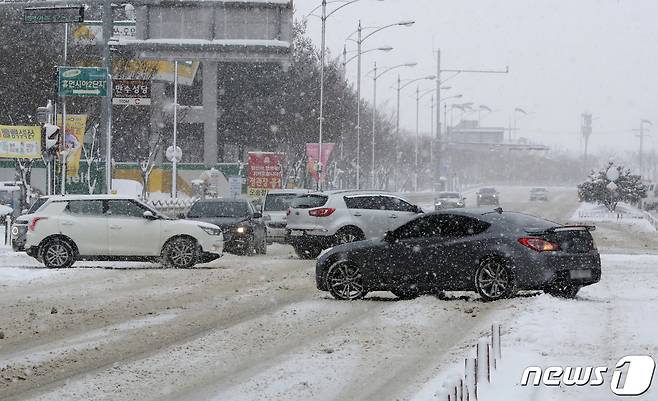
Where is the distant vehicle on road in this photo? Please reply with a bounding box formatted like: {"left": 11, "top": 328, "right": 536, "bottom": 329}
{"left": 21, "top": 195, "right": 223, "bottom": 269}
{"left": 476, "top": 187, "right": 500, "bottom": 206}
{"left": 434, "top": 192, "right": 466, "bottom": 210}
{"left": 187, "top": 198, "right": 267, "bottom": 256}
{"left": 286, "top": 190, "right": 423, "bottom": 259}
{"left": 529, "top": 187, "right": 549, "bottom": 201}
{"left": 316, "top": 209, "right": 601, "bottom": 301}
{"left": 262, "top": 189, "right": 310, "bottom": 244}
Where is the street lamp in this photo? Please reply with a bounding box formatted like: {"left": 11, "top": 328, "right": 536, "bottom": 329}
{"left": 343, "top": 45, "right": 393, "bottom": 71}
{"left": 345, "top": 19, "right": 415, "bottom": 189}
{"left": 369, "top": 62, "right": 417, "bottom": 189}
{"left": 308, "top": 0, "right": 385, "bottom": 190}
{"left": 393, "top": 74, "right": 435, "bottom": 190}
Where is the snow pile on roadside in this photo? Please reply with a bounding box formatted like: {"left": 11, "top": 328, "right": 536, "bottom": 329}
{"left": 571, "top": 202, "right": 656, "bottom": 232}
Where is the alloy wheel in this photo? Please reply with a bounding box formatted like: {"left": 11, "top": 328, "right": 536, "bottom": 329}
{"left": 476, "top": 260, "right": 510, "bottom": 300}
{"left": 45, "top": 243, "right": 71, "bottom": 268}
{"left": 326, "top": 261, "right": 366, "bottom": 300}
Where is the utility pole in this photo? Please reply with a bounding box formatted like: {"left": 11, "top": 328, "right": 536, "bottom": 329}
{"left": 638, "top": 119, "right": 653, "bottom": 177}
{"left": 433, "top": 49, "right": 508, "bottom": 191}
{"left": 102, "top": 0, "right": 113, "bottom": 193}
{"left": 581, "top": 113, "right": 592, "bottom": 172}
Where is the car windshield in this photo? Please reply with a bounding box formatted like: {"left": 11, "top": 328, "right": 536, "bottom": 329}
{"left": 531, "top": 188, "right": 547, "bottom": 192}
{"left": 264, "top": 193, "right": 299, "bottom": 211}
{"left": 439, "top": 192, "right": 460, "bottom": 198}
{"left": 480, "top": 188, "right": 497, "bottom": 193}
{"left": 188, "top": 201, "right": 250, "bottom": 218}
{"left": 28, "top": 197, "right": 47, "bottom": 213}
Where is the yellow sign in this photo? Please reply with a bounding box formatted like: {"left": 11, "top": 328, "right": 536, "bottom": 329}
{"left": 56, "top": 114, "right": 88, "bottom": 177}
{"left": 113, "top": 59, "right": 200, "bottom": 86}
{"left": 0, "top": 125, "right": 41, "bottom": 159}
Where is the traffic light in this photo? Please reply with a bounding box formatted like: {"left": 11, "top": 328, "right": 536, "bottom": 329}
{"left": 42, "top": 123, "right": 61, "bottom": 155}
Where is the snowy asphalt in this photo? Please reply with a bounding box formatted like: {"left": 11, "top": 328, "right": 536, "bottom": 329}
{"left": 0, "top": 186, "right": 655, "bottom": 401}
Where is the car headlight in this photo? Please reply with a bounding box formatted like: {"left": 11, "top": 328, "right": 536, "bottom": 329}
{"left": 200, "top": 226, "right": 222, "bottom": 236}
{"left": 493, "top": 194, "right": 497, "bottom": 197}
{"left": 435, "top": 201, "right": 442, "bottom": 206}
{"left": 235, "top": 226, "right": 247, "bottom": 234}
{"left": 457, "top": 201, "right": 464, "bottom": 206}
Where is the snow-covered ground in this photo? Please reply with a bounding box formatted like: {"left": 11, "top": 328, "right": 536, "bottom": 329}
{"left": 0, "top": 186, "right": 655, "bottom": 401}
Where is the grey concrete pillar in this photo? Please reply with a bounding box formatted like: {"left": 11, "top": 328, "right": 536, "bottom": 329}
{"left": 202, "top": 61, "right": 218, "bottom": 166}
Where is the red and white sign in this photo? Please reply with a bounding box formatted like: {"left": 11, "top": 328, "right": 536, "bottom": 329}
{"left": 305, "top": 143, "right": 335, "bottom": 183}
{"left": 247, "top": 152, "right": 285, "bottom": 197}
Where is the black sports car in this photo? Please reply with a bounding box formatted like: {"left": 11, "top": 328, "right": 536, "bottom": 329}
{"left": 316, "top": 209, "right": 601, "bottom": 301}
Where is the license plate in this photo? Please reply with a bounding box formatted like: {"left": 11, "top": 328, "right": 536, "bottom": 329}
{"left": 570, "top": 269, "right": 592, "bottom": 279}
{"left": 289, "top": 230, "right": 304, "bottom": 237}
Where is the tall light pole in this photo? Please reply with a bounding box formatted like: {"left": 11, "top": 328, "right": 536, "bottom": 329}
{"left": 309, "top": 0, "right": 376, "bottom": 190}
{"left": 434, "top": 49, "right": 508, "bottom": 191}
{"left": 639, "top": 119, "right": 653, "bottom": 176}
{"left": 369, "top": 62, "right": 417, "bottom": 189}
{"left": 345, "top": 19, "right": 414, "bottom": 189}
{"left": 394, "top": 74, "right": 435, "bottom": 191}
{"left": 512, "top": 107, "right": 527, "bottom": 142}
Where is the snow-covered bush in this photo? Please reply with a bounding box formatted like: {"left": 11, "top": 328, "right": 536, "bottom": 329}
{"left": 577, "top": 162, "right": 646, "bottom": 212}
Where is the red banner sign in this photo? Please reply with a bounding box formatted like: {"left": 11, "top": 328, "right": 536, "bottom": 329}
{"left": 247, "top": 152, "right": 285, "bottom": 197}
{"left": 306, "top": 143, "right": 334, "bottom": 182}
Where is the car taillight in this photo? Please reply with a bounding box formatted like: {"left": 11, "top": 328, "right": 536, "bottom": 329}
{"left": 29, "top": 217, "right": 48, "bottom": 231}
{"left": 308, "top": 207, "right": 336, "bottom": 217}
{"left": 287, "top": 208, "right": 291, "bottom": 216}
{"left": 518, "top": 237, "right": 560, "bottom": 252}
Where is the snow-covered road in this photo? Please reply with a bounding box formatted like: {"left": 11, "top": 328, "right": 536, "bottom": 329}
{"left": 0, "top": 186, "right": 655, "bottom": 401}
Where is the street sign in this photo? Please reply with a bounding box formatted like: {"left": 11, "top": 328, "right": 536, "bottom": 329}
{"left": 58, "top": 67, "right": 108, "bottom": 97}
{"left": 166, "top": 146, "right": 182, "bottom": 163}
{"left": 228, "top": 176, "right": 242, "bottom": 196}
{"left": 24, "top": 6, "right": 84, "bottom": 24}
{"left": 72, "top": 20, "right": 136, "bottom": 45}
{"left": 112, "top": 79, "right": 151, "bottom": 106}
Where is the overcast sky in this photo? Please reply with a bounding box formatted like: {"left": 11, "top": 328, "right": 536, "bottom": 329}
{"left": 293, "top": 0, "right": 658, "bottom": 156}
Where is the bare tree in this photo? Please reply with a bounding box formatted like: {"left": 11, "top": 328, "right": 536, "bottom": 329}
{"left": 139, "top": 129, "right": 164, "bottom": 199}
{"left": 80, "top": 123, "right": 101, "bottom": 194}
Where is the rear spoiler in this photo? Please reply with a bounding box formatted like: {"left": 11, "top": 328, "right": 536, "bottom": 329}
{"left": 526, "top": 224, "right": 596, "bottom": 235}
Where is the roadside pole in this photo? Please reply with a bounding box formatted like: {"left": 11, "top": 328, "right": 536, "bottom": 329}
{"left": 172, "top": 61, "right": 178, "bottom": 198}
{"left": 102, "top": 0, "right": 113, "bottom": 194}
{"left": 60, "top": 23, "right": 68, "bottom": 195}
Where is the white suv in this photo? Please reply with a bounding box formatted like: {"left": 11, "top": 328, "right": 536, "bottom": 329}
{"left": 285, "top": 190, "right": 422, "bottom": 259}
{"left": 22, "top": 195, "right": 224, "bottom": 269}
{"left": 262, "top": 189, "right": 310, "bottom": 243}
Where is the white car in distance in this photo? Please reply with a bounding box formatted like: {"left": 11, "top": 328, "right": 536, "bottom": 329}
{"left": 22, "top": 195, "right": 224, "bottom": 269}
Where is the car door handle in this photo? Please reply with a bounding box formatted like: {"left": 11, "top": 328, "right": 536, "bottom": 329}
{"left": 61, "top": 221, "right": 74, "bottom": 226}
{"left": 110, "top": 225, "right": 122, "bottom": 230}
{"left": 389, "top": 214, "right": 398, "bottom": 218}
{"left": 353, "top": 213, "right": 363, "bottom": 217}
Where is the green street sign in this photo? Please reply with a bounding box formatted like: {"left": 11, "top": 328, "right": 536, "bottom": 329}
{"left": 24, "top": 6, "right": 84, "bottom": 24}
{"left": 58, "top": 67, "right": 108, "bottom": 97}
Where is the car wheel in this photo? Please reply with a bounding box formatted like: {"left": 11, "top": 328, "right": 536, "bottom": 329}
{"left": 391, "top": 287, "right": 421, "bottom": 300}
{"left": 162, "top": 237, "right": 198, "bottom": 268}
{"left": 42, "top": 239, "right": 76, "bottom": 269}
{"left": 545, "top": 284, "right": 581, "bottom": 299}
{"left": 475, "top": 258, "right": 515, "bottom": 301}
{"left": 325, "top": 261, "right": 367, "bottom": 300}
{"left": 334, "top": 227, "right": 364, "bottom": 246}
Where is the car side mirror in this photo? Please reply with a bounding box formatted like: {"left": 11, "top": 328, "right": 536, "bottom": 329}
{"left": 384, "top": 231, "right": 397, "bottom": 243}
{"left": 143, "top": 210, "right": 157, "bottom": 220}
{"left": 413, "top": 205, "right": 423, "bottom": 214}
{"left": 253, "top": 212, "right": 262, "bottom": 219}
